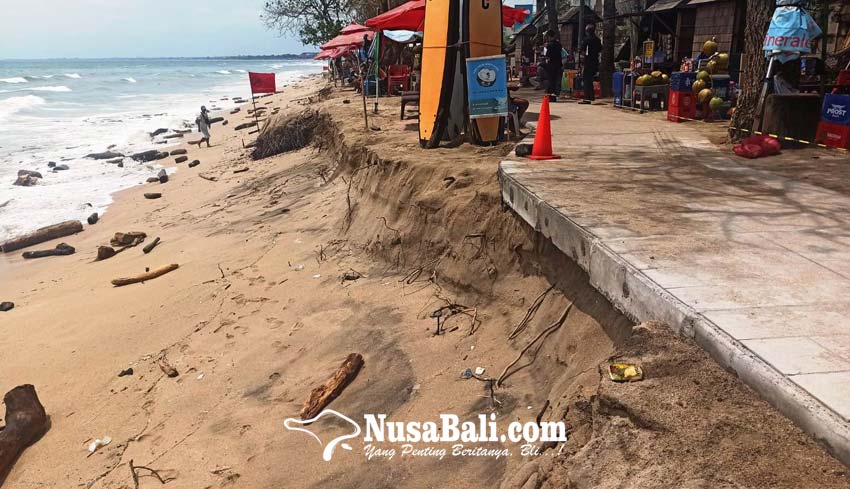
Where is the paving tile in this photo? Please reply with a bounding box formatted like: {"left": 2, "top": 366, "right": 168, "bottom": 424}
{"left": 791, "top": 372, "right": 850, "bottom": 421}
{"left": 743, "top": 337, "right": 850, "bottom": 375}
{"left": 705, "top": 305, "right": 850, "bottom": 340}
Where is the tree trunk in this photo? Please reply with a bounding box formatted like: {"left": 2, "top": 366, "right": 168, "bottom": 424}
{"left": 729, "top": 0, "right": 774, "bottom": 137}
{"left": 547, "top": 0, "right": 558, "bottom": 34}
{"left": 600, "top": 0, "right": 616, "bottom": 97}
{"left": 0, "top": 220, "right": 83, "bottom": 253}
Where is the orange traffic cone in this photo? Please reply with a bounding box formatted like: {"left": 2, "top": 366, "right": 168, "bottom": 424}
{"left": 528, "top": 96, "right": 560, "bottom": 160}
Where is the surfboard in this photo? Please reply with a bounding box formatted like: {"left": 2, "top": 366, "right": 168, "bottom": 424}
{"left": 465, "top": 0, "right": 503, "bottom": 145}
{"left": 419, "top": 0, "right": 460, "bottom": 148}
{"left": 445, "top": 0, "right": 467, "bottom": 144}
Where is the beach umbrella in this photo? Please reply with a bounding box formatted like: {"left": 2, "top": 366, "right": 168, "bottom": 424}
{"left": 321, "top": 30, "right": 375, "bottom": 50}
{"left": 340, "top": 23, "right": 371, "bottom": 34}
{"left": 366, "top": 1, "right": 530, "bottom": 31}
{"left": 366, "top": 0, "right": 426, "bottom": 31}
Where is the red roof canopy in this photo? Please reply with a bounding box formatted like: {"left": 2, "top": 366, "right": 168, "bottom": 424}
{"left": 315, "top": 45, "right": 355, "bottom": 59}
{"left": 340, "top": 23, "right": 371, "bottom": 34}
{"left": 365, "top": 1, "right": 530, "bottom": 31}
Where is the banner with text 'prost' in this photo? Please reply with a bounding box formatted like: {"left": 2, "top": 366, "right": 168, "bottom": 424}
{"left": 249, "top": 72, "right": 276, "bottom": 94}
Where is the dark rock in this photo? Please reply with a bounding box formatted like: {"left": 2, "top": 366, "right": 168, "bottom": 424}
{"left": 47, "top": 162, "right": 56, "bottom": 168}
{"left": 87, "top": 212, "right": 99, "bottom": 225}
{"left": 170, "top": 149, "right": 187, "bottom": 156}
{"left": 96, "top": 246, "right": 116, "bottom": 261}
{"left": 158, "top": 169, "right": 168, "bottom": 183}
{"left": 18, "top": 170, "right": 43, "bottom": 178}
{"left": 343, "top": 99, "right": 351, "bottom": 104}
{"left": 222, "top": 120, "right": 229, "bottom": 126}
{"left": 515, "top": 144, "right": 533, "bottom": 157}
{"left": 188, "top": 160, "right": 200, "bottom": 168}
{"left": 230, "top": 108, "right": 240, "bottom": 114}
{"left": 13, "top": 175, "right": 38, "bottom": 187}
{"left": 209, "top": 116, "right": 224, "bottom": 124}
{"left": 234, "top": 121, "right": 257, "bottom": 130}
{"left": 175, "top": 155, "right": 188, "bottom": 163}
{"left": 106, "top": 158, "right": 123, "bottom": 164}
{"left": 118, "top": 368, "right": 134, "bottom": 377}
{"left": 117, "top": 161, "right": 124, "bottom": 168}
{"left": 144, "top": 192, "right": 162, "bottom": 199}
{"left": 85, "top": 151, "right": 124, "bottom": 160}
{"left": 146, "top": 176, "right": 159, "bottom": 183}
{"left": 131, "top": 150, "right": 160, "bottom": 162}
{"left": 163, "top": 133, "right": 184, "bottom": 139}
{"left": 0, "top": 302, "right": 13, "bottom": 312}
{"left": 155, "top": 152, "right": 169, "bottom": 160}
{"left": 174, "top": 129, "right": 192, "bottom": 134}
{"left": 149, "top": 128, "right": 168, "bottom": 137}
{"left": 22, "top": 242, "right": 75, "bottom": 259}
{"left": 52, "top": 164, "right": 69, "bottom": 171}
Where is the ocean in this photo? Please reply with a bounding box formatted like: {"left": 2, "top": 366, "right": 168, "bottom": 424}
{"left": 0, "top": 57, "right": 322, "bottom": 241}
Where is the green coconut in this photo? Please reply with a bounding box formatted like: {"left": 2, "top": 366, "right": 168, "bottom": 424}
{"left": 716, "top": 53, "right": 730, "bottom": 70}
{"left": 702, "top": 37, "right": 718, "bottom": 56}
{"left": 692, "top": 79, "right": 707, "bottom": 93}
{"left": 661, "top": 74, "right": 670, "bottom": 84}
{"left": 709, "top": 96, "right": 724, "bottom": 112}
{"left": 696, "top": 70, "right": 711, "bottom": 83}
{"left": 706, "top": 60, "right": 718, "bottom": 74}
{"left": 698, "top": 88, "right": 713, "bottom": 104}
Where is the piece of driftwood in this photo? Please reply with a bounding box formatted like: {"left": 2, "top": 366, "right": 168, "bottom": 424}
{"left": 234, "top": 121, "right": 257, "bottom": 131}
{"left": 0, "top": 385, "right": 49, "bottom": 484}
{"left": 142, "top": 237, "right": 161, "bottom": 254}
{"left": 22, "top": 243, "right": 75, "bottom": 259}
{"left": 233, "top": 168, "right": 249, "bottom": 174}
{"left": 0, "top": 220, "right": 83, "bottom": 253}
{"left": 174, "top": 156, "right": 188, "bottom": 164}
{"left": 157, "top": 169, "right": 168, "bottom": 184}
{"left": 144, "top": 193, "right": 161, "bottom": 200}
{"left": 158, "top": 358, "right": 179, "bottom": 378}
{"left": 111, "top": 263, "right": 178, "bottom": 287}
{"left": 300, "top": 353, "right": 363, "bottom": 419}
{"left": 198, "top": 172, "right": 216, "bottom": 182}
{"left": 111, "top": 232, "right": 146, "bottom": 247}
{"left": 188, "top": 160, "right": 200, "bottom": 168}
{"left": 96, "top": 246, "right": 116, "bottom": 261}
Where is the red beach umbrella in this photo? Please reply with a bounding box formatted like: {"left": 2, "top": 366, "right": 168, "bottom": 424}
{"left": 321, "top": 30, "right": 375, "bottom": 50}
{"left": 365, "top": 1, "right": 529, "bottom": 31}
{"left": 340, "top": 23, "right": 371, "bottom": 34}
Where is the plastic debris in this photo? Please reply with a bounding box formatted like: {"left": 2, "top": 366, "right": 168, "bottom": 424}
{"left": 411, "top": 383, "right": 420, "bottom": 392}
{"left": 88, "top": 436, "right": 112, "bottom": 454}
{"left": 608, "top": 363, "right": 644, "bottom": 382}
{"left": 293, "top": 264, "right": 304, "bottom": 271}
{"left": 312, "top": 274, "right": 321, "bottom": 279}
{"left": 197, "top": 373, "right": 205, "bottom": 380}
{"left": 474, "top": 367, "right": 486, "bottom": 376}
{"left": 118, "top": 368, "right": 134, "bottom": 377}
{"left": 461, "top": 368, "right": 473, "bottom": 379}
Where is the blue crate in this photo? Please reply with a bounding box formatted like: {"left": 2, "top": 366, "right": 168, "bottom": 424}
{"left": 822, "top": 94, "right": 850, "bottom": 126}
{"left": 669, "top": 71, "right": 697, "bottom": 92}
{"left": 613, "top": 72, "right": 624, "bottom": 94}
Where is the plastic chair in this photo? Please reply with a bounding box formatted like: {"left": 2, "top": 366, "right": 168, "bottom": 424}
{"left": 387, "top": 65, "right": 411, "bottom": 95}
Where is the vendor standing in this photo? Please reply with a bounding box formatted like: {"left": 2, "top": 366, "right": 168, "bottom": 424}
{"left": 579, "top": 24, "right": 601, "bottom": 104}
{"left": 544, "top": 30, "right": 563, "bottom": 101}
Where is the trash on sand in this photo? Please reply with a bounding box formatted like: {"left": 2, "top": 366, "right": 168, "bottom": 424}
{"left": 118, "top": 368, "right": 134, "bottom": 377}
{"left": 461, "top": 368, "right": 473, "bottom": 379}
{"left": 197, "top": 373, "right": 205, "bottom": 380}
{"left": 341, "top": 270, "right": 361, "bottom": 282}
{"left": 158, "top": 358, "right": 179, "bottom": 378}
{"left": 608, "top": 363, "right": 643, "bottom": 382}
{"left": 312, "top": 274, "right": 321, "bottom": 279}
{"left": 411, "top": 383, "right": 420, "bottom": 392}
{"left": 293, "top": 264, "right": 304, "bottom": 271}
{"left": 88, "top": 436, "right": 112, "bottom": 454}
{"left": 474, "top": 367, "right": 486, "bottom": 376}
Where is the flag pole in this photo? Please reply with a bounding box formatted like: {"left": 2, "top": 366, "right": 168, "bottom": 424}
{"left": 373, "top": 32, "right": 380, "bottom": 114}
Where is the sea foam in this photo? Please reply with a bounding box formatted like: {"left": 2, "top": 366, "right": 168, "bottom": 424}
{"left": 65, "top": 73, "right": 82, "bottom": 79}
{"left": 0, "top": 77, "right": 28, "bottom": 84}
{"left": 122, "top": 77, "right": 137, "bottom": 83}
{"left": 0, "top": 95, "right": 46, "bottom": 119}
{"left": 215, "top": 70, "right": 232, "bottom": 75}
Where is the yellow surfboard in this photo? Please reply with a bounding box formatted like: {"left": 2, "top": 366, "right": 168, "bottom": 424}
{"left": 419, "top": 0, "right": 459, "bottom": 148}
{"left": 466, "top": 0, "right": 503, "bottom": 144}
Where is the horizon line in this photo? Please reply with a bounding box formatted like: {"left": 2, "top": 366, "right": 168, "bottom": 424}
{"left": 0, "top": 53, "right": 320, "bottom": 62}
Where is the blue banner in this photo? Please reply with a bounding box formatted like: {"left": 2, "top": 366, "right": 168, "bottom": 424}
{"left": 466, "top": 55, "right": 509, "bottom": 119}
{"left": 763, "top": 6, "right": 822, "bottom": 62}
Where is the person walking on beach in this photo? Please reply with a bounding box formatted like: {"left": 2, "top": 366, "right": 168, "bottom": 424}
{"left": 196, "top": 106, "right": 211, "bottom": 147}
{"left": 579, "top": 24, "right": 602, "bottom": 104}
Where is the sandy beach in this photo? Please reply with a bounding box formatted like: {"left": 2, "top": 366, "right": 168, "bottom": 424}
{"left": 2, "top": 77, "right": 850, "bottom": 489}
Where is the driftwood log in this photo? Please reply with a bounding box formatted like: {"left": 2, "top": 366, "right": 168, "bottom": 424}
{"left": 0, "top": 385, "right": 48, "bottom": 484}
{"left": 96, "top": 246, "right": 116, "bottom": 261}
{"left": 22, "top": 243, "right": 75, "bottom": 259}
{"left": 188, "top": 160, "right": 200, "bottom": 168}
{"left": 142, "top": 237, "right": 161, "bottom": 254}
{"left": 300, "top": 353, "right": 363, "bottom": 419}
{"left": 0, "top": 221, "right": 83, "bottom": 253}
{"left": 144, "top": 193, "right": 161, "bottom": 200}
{"left": 111, "top": 264, "right": 178, "bottom": 287}
{"left": 110, "top": 232, "right": 146, "bottom": 247}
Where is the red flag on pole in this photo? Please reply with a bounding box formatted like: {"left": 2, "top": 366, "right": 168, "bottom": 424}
{"left": 248, "top": 72, "right": 276, "bottom": 94}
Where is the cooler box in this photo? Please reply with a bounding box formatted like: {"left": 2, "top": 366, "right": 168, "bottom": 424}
{"left": 710, "top": 75, "right": 731, "bottom": 101}
{"left": 613, "top": 72, "right": 624, "bottom": 96}
{"left": 667, "top": 91, "right": 695, "bottom": 122}
{"left": 816, "top": 121, "right": 850, "bottom": 149}
{"left": 821, "top": 94, "right": 850, "bottom": 126}
{"left": 669, "top": 71, "right": 697, "bottom": 92}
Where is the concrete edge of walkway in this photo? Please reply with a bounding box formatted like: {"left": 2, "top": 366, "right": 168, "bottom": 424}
{"left": 498, "top": 160, "right": 850, "bottom": 466}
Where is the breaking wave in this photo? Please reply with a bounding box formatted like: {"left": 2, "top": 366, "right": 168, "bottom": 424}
{"left": 215, "top": 70, "right": 232, "bottom": 75}
{"left": 0, "top": 77, "right": 28, "bottom": 84}
{"left": 65, "top": 73, "right": 82, "bottom": 79}
{"left": 0, "top": 95, "right": 46, "bottom": 120}
{"left": 122, "top": 77, "right": 137, "bottom": 83}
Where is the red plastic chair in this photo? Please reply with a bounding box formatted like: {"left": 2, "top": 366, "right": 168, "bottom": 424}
{"left": 387, "top": 65, "right": 411, "bottom": 95}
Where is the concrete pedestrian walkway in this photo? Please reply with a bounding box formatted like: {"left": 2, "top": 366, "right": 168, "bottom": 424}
{"left": 500, "top": 100, "right": 850, "bottom": 464}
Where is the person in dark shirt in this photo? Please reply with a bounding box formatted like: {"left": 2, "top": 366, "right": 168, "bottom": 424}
{"left": 579, "top": 24, "right": 602, "bottom": 104}
{"left": 544, "top": 30, "right": 563, "bottom": 101}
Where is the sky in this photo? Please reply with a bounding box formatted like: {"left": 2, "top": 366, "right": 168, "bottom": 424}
{"left": 0, "top": 0, "right": 310, "bottom": 59}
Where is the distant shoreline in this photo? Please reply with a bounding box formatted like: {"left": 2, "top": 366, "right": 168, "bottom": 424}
{"left": 0, "top": 54, "right": 319, "bottom": 62}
